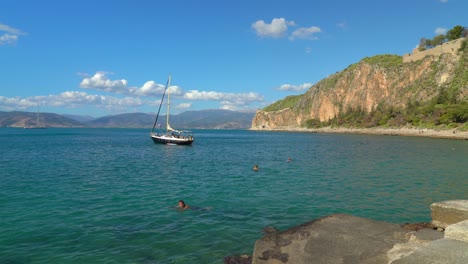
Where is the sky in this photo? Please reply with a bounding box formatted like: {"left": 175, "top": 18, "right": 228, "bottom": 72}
{"left": 0, "top": 0, "right": 466, "bottom": 117}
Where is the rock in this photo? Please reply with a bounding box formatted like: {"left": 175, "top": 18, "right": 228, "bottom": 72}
{"left": 251, "top": 214, "right": 441, "bottom": 264}
{"left": 245, "top": 200, "right": 468, "bottom": 264}
{"left": 431, "top": 200, "right": 468, "bottom": 228}
{"left": 224, "top": 254, "right": 252, "bottom": 264}
{"left": 401, "top": 222, "right": 435, "bottom": 231}
{"left": 445, "top": 220, "right": 468, "bottom": 243}
{"left": 391, "top": 238, "right": 468, "bottom": 264}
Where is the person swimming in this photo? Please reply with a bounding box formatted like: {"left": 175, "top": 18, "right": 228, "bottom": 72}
{"left": 253, "top": 164, "right": 258, "bottom": 171}
{"left": 177, "top": 199, "right": 189, "bottom": 210}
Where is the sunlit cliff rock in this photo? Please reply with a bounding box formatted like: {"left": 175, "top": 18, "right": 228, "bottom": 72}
{"left": 252, "top": 38, "right": 467, "bottom": 130}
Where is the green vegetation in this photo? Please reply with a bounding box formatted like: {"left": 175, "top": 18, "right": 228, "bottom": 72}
{"left": 303, "top": 97, "right": 468, "bottom": 131}
{"left": 303, "top": 28, "right": 468, "bottom": 130}
{"left": 362, "top": 54, "right": 403, "bottom": 68}
{"left": 302, "top": 40, "right": 468, "bottom": 130}
{"left": 276, "top": 26, "right": 468, "bottom": 131}
{"left": 447, "top": 25, "right": 466, "bottom": 41}
{"left": 263, "top": 94, "right": 303, "bottom": 112}
{"left": 450, "top": 39, "right": 468, "bottom": 95}
{"left": 419, "top": 25, "right": 467, "bottom": 51}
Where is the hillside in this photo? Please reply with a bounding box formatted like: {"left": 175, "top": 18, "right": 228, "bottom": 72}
{"left": 0, "top": 109, "right": 255, "bottom": 129}
{"left": 252, "top": 38, "right": 468, "bottom": 131}
{"left": 84, "top": 109, "right": 255, "bottom": 129}
{"left": 0, "top": 111, "right": 84, "bottom": 128}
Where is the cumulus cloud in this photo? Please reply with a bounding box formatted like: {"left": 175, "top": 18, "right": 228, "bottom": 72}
{"left": 435, "top": 27, "right": 447, "bottom": 35}
{"left": 0, "top": 92, "right": 146, "bottom": 113}
{"left": 79, "top": 71, "right": 182, "bottom": 97}
{"left": 252, "top": 18, "right": 295, "bottom": 38}
{"left": 277, "top": 83, "right": 312, "bottom": 92}
{"left": 184, "top": 90, "right": 264, "bottom": 109}
{"left": 1, "top": 72, "right": 266, "bottom": 114}
{"left": 252, "top": 18, "right": 321, "bottom": 41}
{"left": 176, "top": 103, "right": 192, "bottom": 109}
{"left": 289, "top": 26, "right": 321, "bottom": 40}
{"left": 80, "top": 72, "right": 128, "bottom": 93}
{"left": 0, "top": 23, "right": 26, "bottom": 45}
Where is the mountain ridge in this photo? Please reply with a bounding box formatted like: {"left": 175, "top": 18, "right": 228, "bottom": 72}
{"left": 0, "top": 109, "right": 255, "bottom": 129}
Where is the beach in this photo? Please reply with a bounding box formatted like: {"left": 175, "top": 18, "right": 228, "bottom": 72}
{"left": 252, "top": 126, "right": 468, "bottom": 140}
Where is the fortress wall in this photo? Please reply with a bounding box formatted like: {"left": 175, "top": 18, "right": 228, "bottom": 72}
{"left": 403, "top": 38, "right": 465, "bottom": 63}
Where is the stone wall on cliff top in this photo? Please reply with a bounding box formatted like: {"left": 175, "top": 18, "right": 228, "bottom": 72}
{"left": 252, "top": 44, "right": 466, "bottom": 130}
{"left": 403, "top": 38, "right": 465, "bottom": 63}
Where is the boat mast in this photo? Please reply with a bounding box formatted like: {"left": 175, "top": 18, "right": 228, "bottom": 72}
{"left": 36, "top": 107, "right": 40, "bottom": 127}
{"left": 166, "top": 75, "right": 171, "bottom": 135}
{"left": 151, "top": 75, "right": 170, "bottom": 133}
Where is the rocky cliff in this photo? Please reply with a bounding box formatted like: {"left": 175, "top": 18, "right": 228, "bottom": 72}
{"left": 252, "top": 39, "right": 468, "bottom": 130}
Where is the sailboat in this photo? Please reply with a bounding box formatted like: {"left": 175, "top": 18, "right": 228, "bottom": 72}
{"left": 150, "top": 75, "right": 194, "bottom": 145}
{"left": 24, "top": 108, "right": 47, "bottom": 129}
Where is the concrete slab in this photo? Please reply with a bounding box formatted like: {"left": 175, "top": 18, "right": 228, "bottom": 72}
{"left": 431, "top": 200, "right": 468, "bottom": 228}
{"left": 391, "top": 238, "right": 468, "bottom": 264}
{"left": 445, "top": 220, "right": 468, "bottom": 243}
{"left": 251, "top": 214, "right": 440, "bottom": 264}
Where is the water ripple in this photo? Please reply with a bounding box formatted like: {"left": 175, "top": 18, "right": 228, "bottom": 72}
{"left": 1, "top": 129, "right": 467, "bottom": 263}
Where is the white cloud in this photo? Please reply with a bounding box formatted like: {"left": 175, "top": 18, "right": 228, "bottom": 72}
{"left": 79, "top": 71, "right": 182, "bottom": 97}
{"left": 0, "top": 92, "right": 145, "bottom": 113}
{"left": 252, "top": 18, "right": 321, "bottom": 41}
{"left": 0, "top": 34, "right": 18, "bottom": 44}
{"left": 435, "top": 27, "right": 447, "bottom": 35}
{"left": 277, "top": 83, "right": 312, "bottom": 92}
{"left": 176, "top": 103, "right": 192, "bottom": 109}
{"left": 1, "top": 72, "right": 266, "bottom": 114}
{"left": 289, "top": 26, "right": 321, "bottom": 41}
{"left": 0, "top": 23, "right": 26, "bottom": 45}
{"left": 80, "top": 71, "right": 129, "bottom": 94}
{"left": 252, "top": 18, "right": 295, "bottom": 38}
{"left": 184, "top": 90, "right": 264, "bottom": 109}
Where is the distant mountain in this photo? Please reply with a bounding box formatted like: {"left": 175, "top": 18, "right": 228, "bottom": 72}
{"left": 86, "top": 113, "right": 154, "bottom": 128}
{"left": 0, "top": 111, "right": 84, "bottom": 128}
{"left": 172, "top": 109, "right": 256, "bottom": 129}
{"left": 0, "top": 109, "right": 255, "bottom": 129}
{"left": 63, "top": 114, "right": 96, "bottom": 123}
{"left": 86, "top": 109, "right": 255, "bottom": 129}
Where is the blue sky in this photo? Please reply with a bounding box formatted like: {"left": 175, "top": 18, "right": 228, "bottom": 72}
{"left": 0, "top": 0, "right": 466, "bottom": 117}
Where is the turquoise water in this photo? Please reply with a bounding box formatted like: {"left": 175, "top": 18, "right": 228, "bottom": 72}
{"left": 1, "top": 128, "right": 467, "bottom": 263}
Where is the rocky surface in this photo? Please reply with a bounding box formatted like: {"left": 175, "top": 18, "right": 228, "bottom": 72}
{"left": 431, "top": 200, "right": 468, "bottom": 228}
{"left": 251, "top": 214, "right": 443, "bottom": 264}
{"left": 227, "top": 200, "right": 468, "bottom": 264}
{"left": 251, "top": 42, "right": 467, "bottom": 129}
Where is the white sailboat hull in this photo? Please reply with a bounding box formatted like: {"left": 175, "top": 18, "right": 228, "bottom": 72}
{"left": 150, "top": 133, "right": 194, "bottom": 145}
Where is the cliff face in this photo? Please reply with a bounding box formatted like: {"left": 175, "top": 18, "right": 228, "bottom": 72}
{"left": 252, "top": 47, "right": 468, "bottom": 129}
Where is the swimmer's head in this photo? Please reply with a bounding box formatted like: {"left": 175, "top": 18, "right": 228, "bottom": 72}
{"left": 178, "top": 200, "right": 186, "bottom": 207}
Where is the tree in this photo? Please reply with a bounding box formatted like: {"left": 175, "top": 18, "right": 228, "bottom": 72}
{"left": 431, "top": 34, "right": 446, "bottom": 46}
{"left": 446, "top": 25, "right": 464, "bottom": 41}
{"left": 425, "top": 39, "right": 433, "bottom": 49}
{"left": 418, "top": 38, "right": 427, "bottom": 50}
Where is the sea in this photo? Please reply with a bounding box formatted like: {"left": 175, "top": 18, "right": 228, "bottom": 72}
{"left": 1, "top": 128, "right": 467, "bottom": 264}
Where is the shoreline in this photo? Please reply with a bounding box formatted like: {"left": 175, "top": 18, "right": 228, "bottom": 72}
{"left": 251, "top": 126, "right": 468, "bottom": 140}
